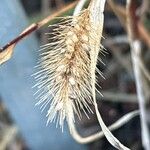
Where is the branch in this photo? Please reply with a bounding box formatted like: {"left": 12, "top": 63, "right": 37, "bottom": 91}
{"left": 126, "top": 1, "right": 150, "bottom": 150}
{"left": 0, "top": 1, "right": 78, "bottom": 65}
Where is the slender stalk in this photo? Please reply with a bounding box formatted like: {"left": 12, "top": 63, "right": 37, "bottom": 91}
{"left": 89, "top": 0, "right": 130, "bottom": 149}
{"left": 69, "top": 110, "right": 139, "bottom": 144}
{"left": 126, "top": 1, "right": 150, "bottom": 149}
{"left": 131, "top": 41, "right": 150, "bottom": 150}
{"left": 0, "top": 1, "right": 78, "bottom": 52}
{"left": 73, "top": 0, "right": 87, "bottom": 16}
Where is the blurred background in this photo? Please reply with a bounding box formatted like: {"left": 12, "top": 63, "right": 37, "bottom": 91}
{"left": 0, "top": 0, "right": 150, "bottom": 150}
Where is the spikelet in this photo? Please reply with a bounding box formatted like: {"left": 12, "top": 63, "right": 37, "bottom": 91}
{"left": 34, "top": 9, "right": 96, "bottom": 128}
{"left": 34, "top": 0, "right": 131, "bottom": 149}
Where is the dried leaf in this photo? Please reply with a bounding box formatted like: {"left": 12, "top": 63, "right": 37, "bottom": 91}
{"left": 0, "top": 24, "right": 36, "bottom": 65}
{"left": 89, "top": 0, "right": 130, "bottom": 149}
{"left": 0, "top": 44, "right": 15, "bottom": 65}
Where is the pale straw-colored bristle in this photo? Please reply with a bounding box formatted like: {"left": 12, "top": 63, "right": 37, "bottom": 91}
{"left": 34, "top": 9, "right": 94, "bottom": 129}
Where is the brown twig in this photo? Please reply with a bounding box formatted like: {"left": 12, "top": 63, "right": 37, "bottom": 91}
{"left": 0, "top": 24, "right": 38, "bottom": 52}
{"left": 0, "top": 1, "right": 78, "bottom": 53}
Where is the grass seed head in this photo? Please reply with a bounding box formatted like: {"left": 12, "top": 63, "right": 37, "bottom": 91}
{"left": 34, "top": 9, "right": 97, "bottom": 129}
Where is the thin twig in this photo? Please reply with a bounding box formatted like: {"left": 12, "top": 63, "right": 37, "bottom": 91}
{"left": 108, "top": 0, "right": 150, "bottom": 48}
{"left": 0, "top": 1, "right": 78, "bottom": 52}
{"left": 126, "top": 1, "right": 150, "bottom": 149}
{"left": 70, "top": 110, "right": 139, "bottom": 144}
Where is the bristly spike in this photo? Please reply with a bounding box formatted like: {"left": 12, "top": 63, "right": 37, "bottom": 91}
{"left": 34, "top": 9, "right": 94, "bottom": 129}
{"left": 33, "top": 0, "right": 130, "bottom": 149}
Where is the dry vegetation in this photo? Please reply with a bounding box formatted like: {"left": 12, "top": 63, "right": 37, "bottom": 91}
{"left": 0, "top": 0, "right": 150, "bottom": 149}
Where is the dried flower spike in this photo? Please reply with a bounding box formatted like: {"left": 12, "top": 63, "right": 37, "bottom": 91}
{"left": 34, "top": 0, "right": 130, "bottom": 149}
{"left": 35, "top": 9, "right": 93, "bottom": 129}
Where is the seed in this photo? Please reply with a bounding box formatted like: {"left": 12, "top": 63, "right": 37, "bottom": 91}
{"left": 74, "top": 24, "right": 80, "bottom": 31}
{"left": 73, "top": 68, "right": 79, "bottom": 77}
{"left": 72, "top": 34, "right": 78, "bottom": 43}
{"left": 86, "top": 24, "right": 91, "bottom": 31}
{"left": 65, "top": 53, "right": 72, "bottom": 59}
{"left": 82, "top": 43, "right": 89, "bottom": 51}
{"left": 69, "top": 77, "right": 76, "bottom": 85}
{"left": 67, "top": 45, "right": 74, "bottom": 52}
{"left": 56, "top": 102, "right": 63, "bottom": 110}
{"left": 81, "top": 34, "right": 88, "bottom": 42}
{"left": 57, "top": 75, "right": 62, "bottom": 80}
{"left": 66, "top": 38, "right": 73, "bottom": 46}
{"left": 61, "top": 49, "right": 66, "bottom": 53}
{"left": 56, "top": 65, "right": 65, "bottom": 72}
{"left": 67, "top": 31, "right": 74, "bottom": 37}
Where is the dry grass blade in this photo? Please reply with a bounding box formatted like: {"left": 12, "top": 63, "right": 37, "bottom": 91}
{"left": 108, "top": 0, "right": 150, "bottom": 48}
{"left": 70, "top": 110, "right": 139, "bottom": 144}
{"left": 126, "top": 0, "right": 150, "bottom": 149}
{"left": 88, "top": 0, "right": 130, "bottom": 149}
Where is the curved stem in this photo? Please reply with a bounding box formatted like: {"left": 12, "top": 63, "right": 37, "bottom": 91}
{"left": 69, "top": 110, "right": 139, "bottom": 144}
{"left": 91, "top": 61, "right": 130, "bottom": 150}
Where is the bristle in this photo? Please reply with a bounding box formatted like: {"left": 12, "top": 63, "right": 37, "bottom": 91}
{"left": 34, "top": 9, "right": 96, "bottom": 129}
